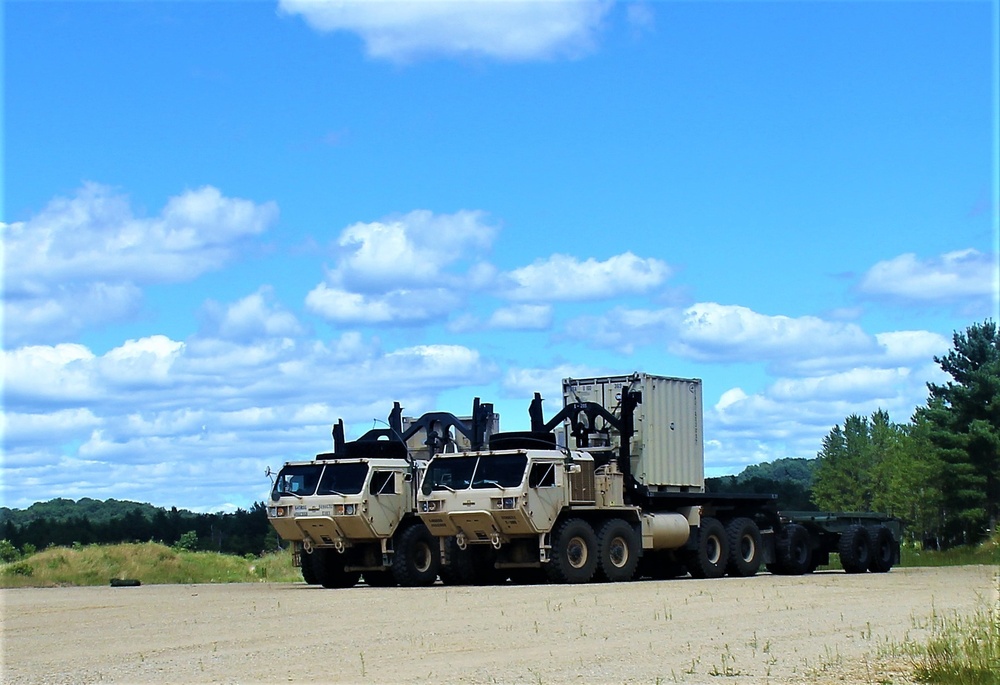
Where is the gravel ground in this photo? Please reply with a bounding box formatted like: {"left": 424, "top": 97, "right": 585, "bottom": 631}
{"left": 2, "top": 565, "right": 997, "bottom": 685}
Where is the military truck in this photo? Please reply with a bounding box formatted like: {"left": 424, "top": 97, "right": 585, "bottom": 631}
{"left": 267, "top": 399, "right": 498, "bottom": 588}
{"left": 417, "top": 373, "right": 900, "bottom": 584}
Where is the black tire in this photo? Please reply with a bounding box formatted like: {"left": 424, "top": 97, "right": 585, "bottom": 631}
{"left": 725, "top": 517, "right": 763, "bottom": 577}
{"left": 595, "top": 520, "right": 641, "bottom": 583}
{"left": 687, "top": 517, "right": 728, "bottom": 579}
{"left": 438, "top": 538, "right": 475, "bottom": 585}
{"left": 868, "top": 525, "right": 895, "bottom": 573}
{"left": 300, "top": 550, "right": 320, "bottom": 585}
{"left": 545, "top": 518, "right": 598, "bottom": 584}
{"left": 391, "top": 524, "right": 439, "bottom": 587}
{"left": 770, "top": 524, "right": 812, "bottom": 575}
{"left": 838, "top": 524, "right": 872, "bottom": 574}
{"left": 363, "top": 570, "right": 396, "bottom": 587}
{"left": 314, "top": 549, "right": 361, "bottom": 589}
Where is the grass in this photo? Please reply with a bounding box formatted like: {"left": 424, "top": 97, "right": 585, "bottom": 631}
{"left": 0, "top": 542, "right": 301, "bottom": 587}
{"left": 909, "top": 572, "right": 1000, "bottom": 685}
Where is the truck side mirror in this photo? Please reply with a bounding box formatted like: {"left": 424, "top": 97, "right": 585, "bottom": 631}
{"left": 565, "top": 464, "right": 582, "bottom": 474}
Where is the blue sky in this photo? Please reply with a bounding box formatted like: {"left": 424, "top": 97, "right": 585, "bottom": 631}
{"left": 2, "top": 0, "right": 997, "bottom": 513}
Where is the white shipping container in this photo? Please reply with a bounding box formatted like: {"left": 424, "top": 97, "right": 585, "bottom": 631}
{"left": 562, "top": 374, "right": 704, "bottom": 491}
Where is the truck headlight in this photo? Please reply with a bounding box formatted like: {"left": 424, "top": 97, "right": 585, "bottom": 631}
{"left": 345, "top": 503, "right": 357, "bottom": 515}
{"left": 419, "top": 500, "right": 442, "bottom": 512}
{"left": 491, "top": 497, "right": 518, "bottom": 510}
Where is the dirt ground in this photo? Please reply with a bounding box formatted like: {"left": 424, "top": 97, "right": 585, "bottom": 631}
{"left": 2, "top": 565, "right": 997, "bottom": 685}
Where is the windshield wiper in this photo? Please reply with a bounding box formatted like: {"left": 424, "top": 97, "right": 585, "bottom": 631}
{"left": 434, "top": 483, "right": 457, "bottom": 492}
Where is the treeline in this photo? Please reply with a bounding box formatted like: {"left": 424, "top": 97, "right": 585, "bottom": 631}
{"left": 0, "top": 498, "right": 281, "bottom": 558}
{"left": 706, "top": 457, "right": 817, "bottom": 511}
{"left": 812, "top": 321, "right": 999, "bottom": 549}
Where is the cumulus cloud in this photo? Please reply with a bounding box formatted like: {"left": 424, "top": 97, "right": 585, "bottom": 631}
{"left": 503, "top": 252, "right": 670, "bottom": 302}
{"left": 306, "top": 209, "right": 496, "bottom": 324}
{"left": 1, "top": 183, "right": 279, "bottom": 345}
{"left": 488, "top": 304, "right": 552, "bottom": 330}
{"left": 1, "top": 320, "right": 500, "bottom": 509}
{"left": 279, "top": 0, "right": 613, "bottom": 62}
{"left": 201, "top": 287, "right": 305, "bottom": 340}
{"left": 859, "top": 249, "right": 999, "bottom": 307}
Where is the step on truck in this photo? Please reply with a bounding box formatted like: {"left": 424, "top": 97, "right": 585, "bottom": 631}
{"left": 267, "top": 399, "right": 498, "bottom": 588}
{"left": 417, "top": 373, "right": 900, "bottom": 584}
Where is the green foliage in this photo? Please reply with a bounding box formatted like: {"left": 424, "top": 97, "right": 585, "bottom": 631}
{"left": 917, "top": 320, "right": 1000, "bottom": 545}
{"left": 174, "top": 530, "right": 199, "bottom": 551}
{"left": 0, "top": 539, "right": 19, "bottom": 563}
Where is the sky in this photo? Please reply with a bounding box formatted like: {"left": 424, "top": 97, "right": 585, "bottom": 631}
{"left": 2, "top": 0, "right": 998, "bottom": 514}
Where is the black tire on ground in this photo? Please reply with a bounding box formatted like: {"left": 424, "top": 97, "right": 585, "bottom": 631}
{"left": 838, "top": 524, "right": 872, "bottom": 574}
{"left": 867, "top": 525, "right": 895, "bottom": 573}
{"left": 314, "top": 548, "right": 361, "bottom": 589}
{"left": 300, "top": 550, "right": 320, "bottom": 585}
{"left": 545, "top": 518, "right": 598, "bottom": 584}
{"left": 438, "top": 539, "right": 502, "bottom": 585}
{"left": 391, "top": 524, "right": 440, "bottom": 586}
{"left": 725, "top": 517, "right": 763, "bottom": 577}
{"left": 362, "top": 570, "right": 396, "bottom": 587}
{"left": 595, "top": 519, "right": 641, "bottom": 583}
{"left": 770, "top": 524, "right": 812, "bottom": 575}
{"left": 687, "top": 517, "right": 728, "bottom": 579}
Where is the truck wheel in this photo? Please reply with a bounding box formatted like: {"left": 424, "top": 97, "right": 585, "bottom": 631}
{"left": 391, "top": 524, "right": 440, "bottom": 587}
{"left": 315, "top": 549, "right": 360, "bottom": 589}
{"left": 596, "top": 520, "right": 640, "bottom": 582}
{"left": 439, "top": 538, "right": 476, "bottom": 585}
{"left": 838, "top": 524, "right": 872, "bottom": 573}
{"left": 770, "top": 524, "right": 812, "bottom": 575}
{"left": 363, "top": 570, "right": 396, "bottom": 587}
{"left": 687, "top": 517, "right": 728, "bottom": 579}
{"left": 546, "top": 518, "right": 598, "bottom": 584}
{"left": 867, "top": 525, "right": 895, "bottom": 573}
{"left": 725, "top": 517, "right": 763, "bottom": 577}
{"left": 300, "top": 550, "right": 320, "bottom": 585}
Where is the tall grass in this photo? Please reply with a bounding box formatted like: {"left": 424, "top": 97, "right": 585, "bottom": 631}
{"left": 0, "top": 542, "right": 301, "bottom": 588}
{"left": 911, "top": 572, "right": 1000, "bottom": 685}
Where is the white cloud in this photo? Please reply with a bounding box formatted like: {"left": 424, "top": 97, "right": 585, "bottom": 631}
{"left": 202, "top": 286, "right": 305, "bottom": 340}
{"left": 859, "top": 249, "right": 999, "bottom": 304}
{"left": 279, "top": 0, "right": 613, "bottom": 62}
{"left": 501, "top": 363, "right": 599, "bottom": 401}
{"left": 1, "top": 184, "right": 279, "bottom": 345}
{"left": 503, "top": 252, "right": 670, "bottom": 302}
{"left": 305, "top": 283, "right": 462, "bottom": 324}
{"left": 488, "top": 304, "right": 552, "bottom": 330}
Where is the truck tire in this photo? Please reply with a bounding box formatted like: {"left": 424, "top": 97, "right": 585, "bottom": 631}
{"left": 391, "top": 524, "right": 440, "bottom": 586}
{"left": 768, "top": 524, "right": 811, "bottom": 575}
{"left": 314, "top": 549, "right": 361, "bottom": 589}
{"left": 687, "top": 517, "right": 728, "bottom": 579}
{"left": 300, "top": 550, "right": 320, "bottom": 585}
{"left": 439, "top": 538, "right": 476, "bottom": 585}
{"left": 725, "top": 517, "right": 763, "bottom": 577}
{"left": 595, "top": 519, "right": 640, "bottom": 583}
{"left": 838, "top": 524, "right": 872, "bottom": 574}
{"left": 546, "top": 518, "right": 598, "bottom": 584}
{"left": 867, "top": 525, "right": 895, "bottom": 573}
{"left": 363, "top": 570, "right": 396, "bottom": 587}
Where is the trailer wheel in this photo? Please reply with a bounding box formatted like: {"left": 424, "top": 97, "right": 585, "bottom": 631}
{"left": 546, "top": 518, "right": 598, "bottom": 584}
{"left": 868, "top": 526, "right": 895, "bottom": 573}
{"left": 391, "top": 524, "right": 440, "bottom": 586}
{"left": 769, "top": 524, "right": 812, "bottom": 575}
{"left": 300, "top": 550, "right": 320, "bottom": 585}
{"left": 838, "top": 524, "right": 872, "bottom": 574}
{"left": 315, "top": 549, "right": 361, "bottom": 589}
{"left": 725, "top": 517, "right": 763, "bottom": 577}
{"left": 596, "top": 520, "right": 640, "bottom": 582}
{"left": 688, "top": 517, "right": 728, "bottom": 579}
{"left": 363, "top": 570, "right": 396, "bottom": 587}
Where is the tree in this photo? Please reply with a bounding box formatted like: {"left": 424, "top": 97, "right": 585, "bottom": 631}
{"left": 812, "top": 414, "right": 876, "bottom": 511}
{"left": 916, "top": 320, "right": 1000, "bottom": 545}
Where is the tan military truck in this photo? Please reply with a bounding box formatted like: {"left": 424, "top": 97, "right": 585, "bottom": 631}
{"left": 268, "top": 399, "right": 497, "bottom": 588}
{"left": 417, "top": 374, "right": 900, "bottom": 584}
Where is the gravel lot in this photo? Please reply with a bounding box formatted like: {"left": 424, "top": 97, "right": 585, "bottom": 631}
{"left": 2, "top": 565, "right": 997, "bottom": 685}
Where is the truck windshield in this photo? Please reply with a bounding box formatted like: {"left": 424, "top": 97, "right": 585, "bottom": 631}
{"left": 317, "top": 462, "right": 368, "bottom": 495}
{"left": 471, "top": 454, "right": 527, "bottom": 489}
{"left": 272, "top": 464, "right": 323, "bottom": 498}
{"left": 423, "top": 454, "right": 528, "bottom": 492}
